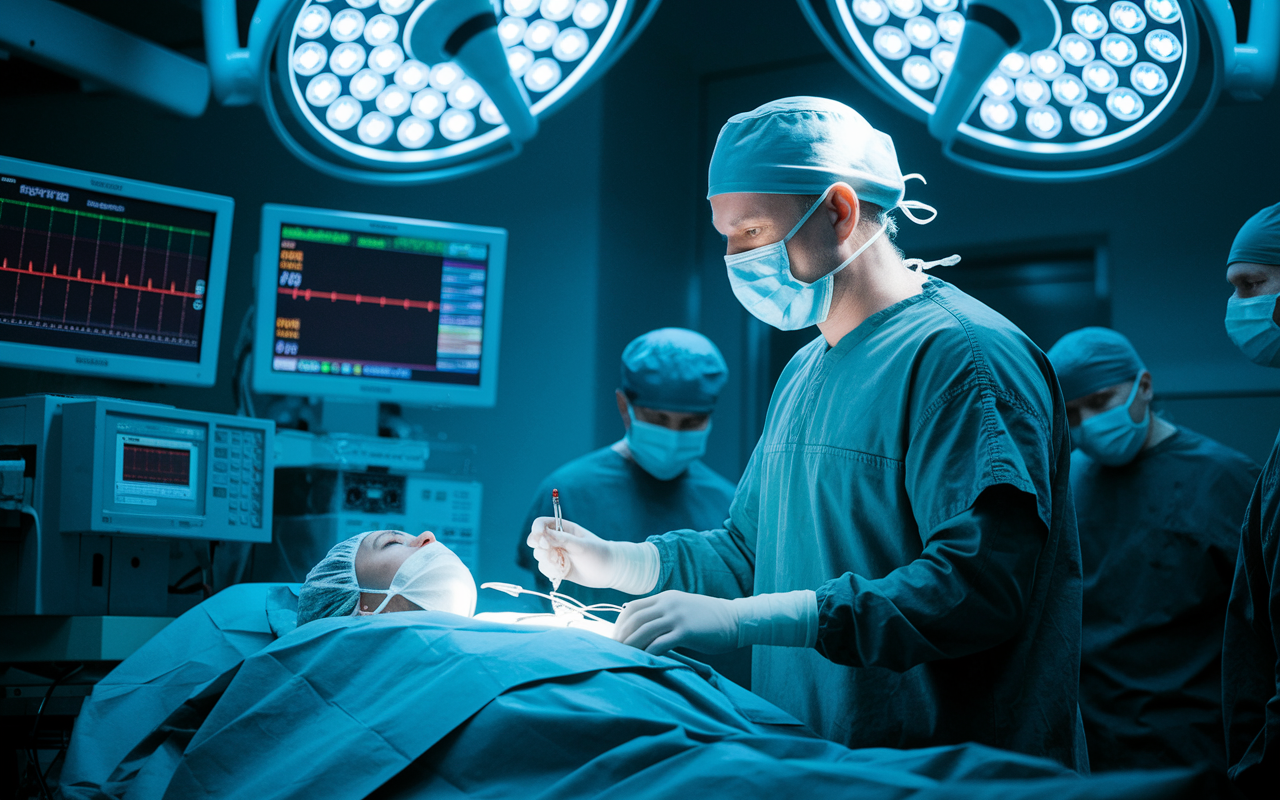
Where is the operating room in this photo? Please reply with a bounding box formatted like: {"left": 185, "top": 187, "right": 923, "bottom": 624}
{"left": 2, "top": 0, "right": 1280, "bottom": 798}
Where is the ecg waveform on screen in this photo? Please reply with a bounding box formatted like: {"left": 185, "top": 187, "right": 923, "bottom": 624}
{"left": 0, "top": 197, "right": 210, "bottom": 346}
{"left": 277, "top": 285, "right": 440, "bottom": 312}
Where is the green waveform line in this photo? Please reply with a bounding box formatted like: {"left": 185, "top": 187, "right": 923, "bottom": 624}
{"left": 0, "top": 196, "right": 212, "bottom": 237}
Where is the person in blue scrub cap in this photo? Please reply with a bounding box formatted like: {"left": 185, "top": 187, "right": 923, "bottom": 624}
{"left": 1047, "top": 327, "right": 1258, "bottom": 773}
{"left": 516, "top": 328, "right": 736, "bottom": 607}
{"left": 528, "top": 97, "right": 1088, "bottom": 771}
{"left": 1221, "top": 202, "right": 1280, "bottom": 799}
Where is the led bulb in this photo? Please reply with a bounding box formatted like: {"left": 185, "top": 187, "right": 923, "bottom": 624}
{"left": 1069, "top": 102, "right": 1107, "bottom": 136}
{"left": 357, "top": 111, "right": 393, "bottom": 145}
{"left": 296, "top": 5, "right": 331, "bottom": 39}
{"left": 999, "top": 52, "right": 1030, "bottom": 77}
{"left": 350, "top": 70, "right": 386, "bottom": 102}
{"left": 525, "top": 19, "right": 560, "bottom": 51}
{"left": 553, "top": 27, "right": 589, "bottom": 62}
{"left": 1072, "top": 5, "right": 1108, "bottom": 40}
{"left": 429, "top": 62, "right": 463, "bottom": 91}
{"left": 979, "top": 97, "right": 1017, "bottom": 131}
{"left": 1145, "top": 0, "right": 1180, "bottom": 24}
{"left": 379, "top": 0, "right": 415, "bottom": 15}
{"left": 330, "top": 9, "right": 366, "bottom": 42}
{"left": 541, "top": 0, "right": 575, "bottom": 22}
{"left": 505, "top": 0, "right": 540, "bottom": 18}
{"left": 983, "top": 73, "right": 1015, "bottom": 100}
{"left": 369, "top": 43, "right": 404, "bottom": 75}
{"left": 507, "top": 46, "right": 534, "bottom": 76}
{"left": 479, "top": 98, "right": 503, "bottom": 124}
{"left": 439, "top": 108, "right": 476, "bottom": 141}
{"left": 1110, "top": 1, "right": 1146, "bottom": 34}
{"left": 573, "top": 0, "right": 608, "bottom": 29}
{"left": 886, "top": 0, "right": 922, "bottom": 19}
{"left": 1101, "top": 34, "right": 1137, "bottom": 67}
{"left": 376, "top": 85, "right": 411, "bottom": 116}
{"left": 1144, "top": 30, "right": 1181, "bottom": 63}
{"left": 1130, "top": 62, "right": 1168, "bottom": 95}
{"left": 930, "top": 43, "right": 956, "bottom": 74}
{"left": 293, "top": 42, "right": 329, "bottom": 77}
{"left": 396, "top": 117, "right": 433, "bottom": 148}
{"left": 524, "top": 57, "right": 562, "bottom": 92}
{"left": 902, "top": 55, "right": 939, "bottom": 90}
{"left": 325, "top": 96, "right": 362, "bottom": 130}
{"left": 873, "top": 26, "right": 910, "bottom": 60}
{"left": 448, "top": 78, "right": 483, "bottom": 110}
{"left": 1106, "top": 87, "right": 1145, "bottom": 120}
{"left": 306, "top": 73, "right": 342, "bottom": 106}
{"left": 853, "top": 0, "right": 890, "bottom": 26}
{"left": 1058, "top": 34, "right": 1095, "bottom": 67}
{"left": 904, "top": 17, "right": 939, "bottom": 49}
{"left": 1030, "top": 50, "right": 1064, "bottom": 80}
{"left": 923, "top": 0, "right": 957, "bottom": 11}
{"left": 330, "top": 43, "right": 367, "bottom": 76}
{"left": 410, "top": 88, "right": 446, "bottom": 119}
{"left": 1052, "top": 73, "right": 1087, "bottom": 106}
{"left": 1082, "top": 60, "right": 1119, "bottom": 92}
{"left": 936, "top": 12, "right": 964, "bottom": 43}
{"left": 347, "top": 0, "right": 377, "bottom": 8}
{"left": 499, "top": 17, "right": 527, "bottom": 46}
{"left": 1025, "top": 105, "right": 1062, "bottom": 139}
{"left": 394, "top": 60, "right": 430, "bottom": 92}
{"left": 363, "top": 14, "right": 399, "bottom": 46}
{"left": 1014, "top": 76, "right": 1050, "bottom": 107}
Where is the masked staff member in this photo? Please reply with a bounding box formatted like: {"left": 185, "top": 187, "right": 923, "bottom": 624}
{"left": 529, "top": 97, "right": 1087, "bottom": 771}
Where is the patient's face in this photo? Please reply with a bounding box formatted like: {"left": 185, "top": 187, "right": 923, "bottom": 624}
{"left": 356, "top": 530, "right": 435, "bottom": 614}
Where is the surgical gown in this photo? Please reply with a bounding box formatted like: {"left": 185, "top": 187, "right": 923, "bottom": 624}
{"left": 650, "top": 278, "right": 1088, "bottom": 770}
{"left": 1223, "top": 430, "right": 1280, "bottom": 798}
{"left": 1072, "top": 427, "right": 1257, "bottom": 771}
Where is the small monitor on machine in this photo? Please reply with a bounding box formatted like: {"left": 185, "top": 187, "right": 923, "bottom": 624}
{"left": 252, "top": 204, "right": 506, "bottom": 407}
{"left": 0, "top": 155, "right": 233, "bottom": 386}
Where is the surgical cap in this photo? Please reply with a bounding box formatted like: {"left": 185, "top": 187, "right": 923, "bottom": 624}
{"left": 297, "top": 531, "right": 373, "bottom": 625}
{"left": 621, "top": 328, "right": 728, "bottom": 414}
{"left": 707, "top": 96, "right": 905, "bottom": 210}
{"left": 1046, "top": 327, "right": 1147, "bottom": 403}
{"left": 1228, "top": 202, "right": 1280, "bottom": 267}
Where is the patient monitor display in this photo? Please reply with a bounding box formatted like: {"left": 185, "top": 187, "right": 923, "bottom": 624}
{"left": 252, "top": 204, "right": 506, "bottom": 407}
{"left": 0, "top": 155, "right": 233, "bottom": 386}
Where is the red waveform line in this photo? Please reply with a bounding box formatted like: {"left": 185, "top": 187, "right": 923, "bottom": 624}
{"left": 278, "top": 285, "right": 440, "bottom": 312}
{"left": 0, "top": 258, "right": 200, "bottom": 299}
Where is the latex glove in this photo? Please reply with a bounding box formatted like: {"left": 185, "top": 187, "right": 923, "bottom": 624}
{"left": 526, "top": 517, "right": 659, "bottom": 593}
{"left": 613, "top": 591, "right": 740, "bottom": 655}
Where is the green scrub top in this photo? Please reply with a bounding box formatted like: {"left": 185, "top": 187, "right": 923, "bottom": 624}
{"left": 650, "top": 278, "right": 1087, "bottom": 771}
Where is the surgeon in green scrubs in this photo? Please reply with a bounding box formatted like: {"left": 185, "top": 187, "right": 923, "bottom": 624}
{"left": 527, "top": 97, "right": 1087, "bottom": 771}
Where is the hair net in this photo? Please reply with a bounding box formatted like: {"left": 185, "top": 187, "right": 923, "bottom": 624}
{"left": 1046, "top": 327, "right": 1147, "bottom": 403}
{"left": 1228, "top": 202, "right": 1280, "bottom": 267}
{"left": 621, "top": 328, "right": 728, "bottom": 414}
{"left": 707, "top": 96, "right": 908, "bottom": 212}
{"left": 297, "top": 530, "right": 374, "bottom": 625}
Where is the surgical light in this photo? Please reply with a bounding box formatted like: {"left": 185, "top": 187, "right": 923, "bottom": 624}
{"left": 327, "top": 96, "right": 362, "bottom": 130}
{"left": 394, "top": 60, "right": 430, "bottom": 91}
{"left": 293, "top": 42, "right": 328, "bottom": 76}
{"left": 306, "top": 73, "right": 341, "bottom": 105}
{"left": 440, "top": 107, "right": 477, "bottom": 140}
{"left": 903, "top": 55, "right": 940, "bottom": 89}
{"left": 369, "top": 43, "right": 404, "bottom": 74}
{"left": 364, "top": 14, "right": 399, "bottom": 46}
{"left": 331, "top": 10, "right": 366, "bottom": 42}
{"left": 448, "top": 78, "right": 483, "bottom": 110}
{"left": 525, "top": 57, "right": 562, "bottom": 91}
{"left": 542, "top": 0, "right": 575, "bottom": 22}
{"left": 376, "top": 84, "right": 411, "bottom": 115}
{"left": 358, "top": 110, "right": 394, "bottom": 144}
{"left": 350, "top": 69, "right": 385, "bottom": 100}
{"left": 526, "top": 18, "right": 560, "bottom": 50}
{"left": 507, "top": 46, "right": 535, "bottom": 76}
{"left": 397, "top": 116, "right": 433, "bottom": 147}
{"left": 479, "top": 98, "right": 504, "bottom": 123}
{"left": 330, "top": 43, "right": 366, "bottom": 76}
{"left": 797, "top": 0, "right": 1278, "bottom": 180}
{"left": 297, "top": 5, "right": 330, "bottom": 39}
{"left": 553, "top": 28, "right": 590, "bottom": 61}
{"left": 411, "top": 88, "right": 446, "bottom": 119}
{"left": 499, "top": 16, "right": 527, "bottom": 46}
{"left": 381, "top": 0, "right": 416, "bottom": 14}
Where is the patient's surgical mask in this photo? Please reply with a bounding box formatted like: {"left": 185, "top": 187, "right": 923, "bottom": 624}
{"left": 1225, "top": 293, "right": 1280, "bottom": 367}
{"left": 625, "top": 406, "right": 709, "bottom": 481}
{"left": 359, "top": 542, "right": 477, "bottom": 617}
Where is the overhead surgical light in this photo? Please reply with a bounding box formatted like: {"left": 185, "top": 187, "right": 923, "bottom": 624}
{"left": 798, "top": 0, "right": 1279, "bottom": 180}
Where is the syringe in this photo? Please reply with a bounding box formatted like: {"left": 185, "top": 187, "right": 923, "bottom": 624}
{"left": 551, "top": 488, "right": 564, "bottom": 593}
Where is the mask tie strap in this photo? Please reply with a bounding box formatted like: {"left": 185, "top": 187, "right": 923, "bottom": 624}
{"left": 897, "top": 174, "right": 939, "bottom": 225}
{"left": 902, "top": 254, "right": 962, "bottom": 274}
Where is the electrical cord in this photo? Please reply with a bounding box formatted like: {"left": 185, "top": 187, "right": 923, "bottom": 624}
{"left": 27, "top": 663, "right": 84, "bottom": 800}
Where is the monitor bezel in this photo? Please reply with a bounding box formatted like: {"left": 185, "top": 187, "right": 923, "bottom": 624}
{"left": 252, "top": 203, "right": 506, "bottom": 408}
{"left": 0, "top": 155, "right": 233, "bottom": 387}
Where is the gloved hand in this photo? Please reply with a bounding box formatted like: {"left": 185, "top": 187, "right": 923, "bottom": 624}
{"left": 526, "top": 517, "right": 659, "bottom": 593}
{"left": 613, "top": 591, "right": 740, "bottom": 655}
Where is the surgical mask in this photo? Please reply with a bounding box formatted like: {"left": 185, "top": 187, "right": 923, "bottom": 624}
{"left": 1225, "top": 293, "right": 1280, "bottom": 367}
{"left": 724, "top": 185, "right": 886, "bottom": 331}
{"left": 625, "top": 406, "right": 710, "bottom": 481}
{"left": 359, "top": 542, "right": 477, "bottom": 616}
{"left": 1071, "top": 375, "right": 1150, "bottom": 466}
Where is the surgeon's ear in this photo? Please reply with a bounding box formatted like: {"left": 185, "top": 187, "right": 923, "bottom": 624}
{"left": 827, "top": 183, "right": 860, "bottom": 244}
{"left": 616, "top": 389, "right": 631, "bottom": 430}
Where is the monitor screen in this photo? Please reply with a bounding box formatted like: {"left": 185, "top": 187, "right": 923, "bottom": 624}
{"left": 0, "top": 156, "right": 233, "bottom": 386}
{"left": 252, "top": 204, "right": 506, "bottom": 407}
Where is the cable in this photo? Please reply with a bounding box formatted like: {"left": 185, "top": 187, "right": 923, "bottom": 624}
{"left": 27, "top": 663, "right": 83, "bottom": 800}
{"left": 480, "top": 582, "right": 624, "bottom": 624}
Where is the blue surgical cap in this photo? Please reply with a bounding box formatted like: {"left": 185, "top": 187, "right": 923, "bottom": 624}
{"left": 707, "top": 96, "right": 905, "bottom": 210}
{"left": 1046, "top": 327, "right": 1147, "bottom": 403}
{"left": 621, "top": 328, "right": 728, "bottom": 414}
{"left": 1228, "top": 202, "right": 1280, "bottom": 267}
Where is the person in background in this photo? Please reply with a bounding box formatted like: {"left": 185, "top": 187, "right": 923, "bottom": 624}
{"left": 1220, "top": 201, "right": 1280, "bottom": 798}
{"left": 1047, "top": 327, "right": 1258, "bottom": 772}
